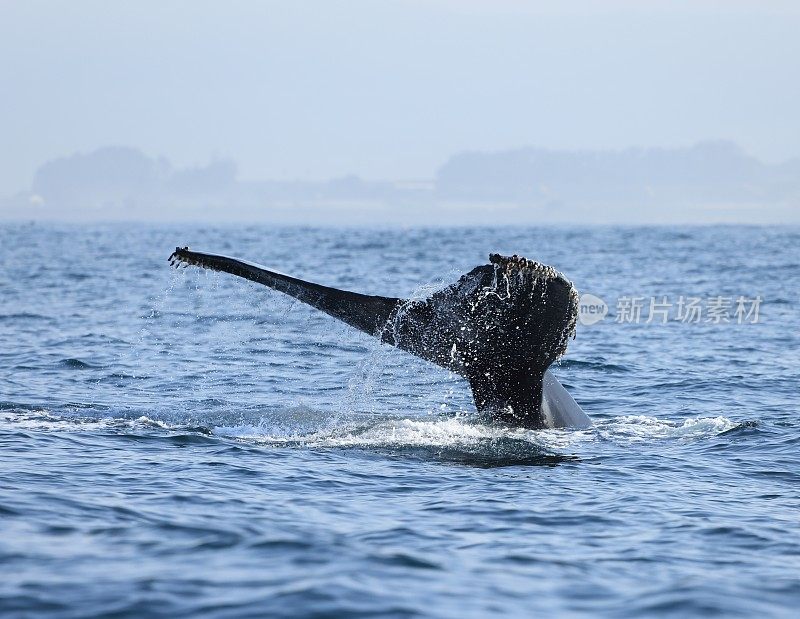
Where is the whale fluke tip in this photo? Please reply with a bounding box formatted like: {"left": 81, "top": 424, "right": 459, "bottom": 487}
{"left": 485, "top": 253, "right": 579, "bottom": 357}
{"left": 169, "top": 247, "right": 194, "bottom": 269}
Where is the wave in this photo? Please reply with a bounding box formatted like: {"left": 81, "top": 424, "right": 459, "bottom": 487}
{"left": 57, "top": 358, "right": 97, "bottom": 370}
{"left": 596, "top": 415, "right": 743, "bottom": 443}
{"left": 0, "top": 407, "right": 752, "bottom": 466}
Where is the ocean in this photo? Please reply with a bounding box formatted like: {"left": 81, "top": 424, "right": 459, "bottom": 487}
{"left": 1, "top": 223, "right": 798, "bottom": 617}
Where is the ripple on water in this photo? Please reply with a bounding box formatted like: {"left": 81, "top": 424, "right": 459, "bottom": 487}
{"left": 1, "top": 224, "right": 799, "bottom": 617}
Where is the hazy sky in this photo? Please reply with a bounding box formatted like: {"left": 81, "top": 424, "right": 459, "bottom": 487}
{"left": 1, "top": 0, "right": 799, "bottom": 195}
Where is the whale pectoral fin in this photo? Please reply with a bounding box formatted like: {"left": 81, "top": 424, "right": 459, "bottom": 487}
{"left": 467, "top": 367, "right": 546, "bottom": 429}
{"left": 169, "top": 247, "right": 401, "bottom": 337}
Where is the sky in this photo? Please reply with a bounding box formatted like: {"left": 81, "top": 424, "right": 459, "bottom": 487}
{"left": 1, "top": 0, "right": 799, "bottom": 196}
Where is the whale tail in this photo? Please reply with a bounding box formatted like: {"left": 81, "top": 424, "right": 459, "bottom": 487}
{"left": 168, "top": 248, "right": 401, "bottom": 336}
{"left": 169, "top": 247, "right": 585, "bottom": 429}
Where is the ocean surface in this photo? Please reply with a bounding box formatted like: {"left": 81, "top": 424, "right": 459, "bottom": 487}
{"left": 1, "top": 223, "right": 798, "bottom": 618}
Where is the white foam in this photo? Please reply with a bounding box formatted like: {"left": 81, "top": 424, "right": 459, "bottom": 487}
{"left": 134, "top": 415, "right": 173, "bottom": 428}
{"left": 597, "top": 414, "right": 738, "bottom": 443}
{"left": 212, "top": 413, "right": 583, "bottom": 452}
{"left": 212, "top": 412, "right": 741, "bottom": 451}
{"left": 1, "top": 408, "right": 742, "bottom": 453}
{"left": 0, "top": 410, "right": 183, "bottom": 433}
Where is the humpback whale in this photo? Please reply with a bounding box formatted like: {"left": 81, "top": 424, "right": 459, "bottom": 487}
{"left": 168, "top": 248, "right": 591, "bottom": 430}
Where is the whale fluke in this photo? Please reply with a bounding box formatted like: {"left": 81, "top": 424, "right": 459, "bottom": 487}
{"left": 168, "top": 248, "right": 401, "bottom": 336}
{"left": 168, "top": 247, "right": 589, "bottom": 429}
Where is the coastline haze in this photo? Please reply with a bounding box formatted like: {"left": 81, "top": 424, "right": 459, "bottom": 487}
{"left": 1, "top": 0, "right": 798, "bottom": 222}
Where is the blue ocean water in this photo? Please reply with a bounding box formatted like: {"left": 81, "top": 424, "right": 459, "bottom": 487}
{"left": 1, "top": 223, "right": 798, "bottom": 618}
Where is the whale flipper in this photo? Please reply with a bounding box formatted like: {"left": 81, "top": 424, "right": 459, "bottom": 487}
{"left": 169, "top": 247, "right": 588, "bottom": 429}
